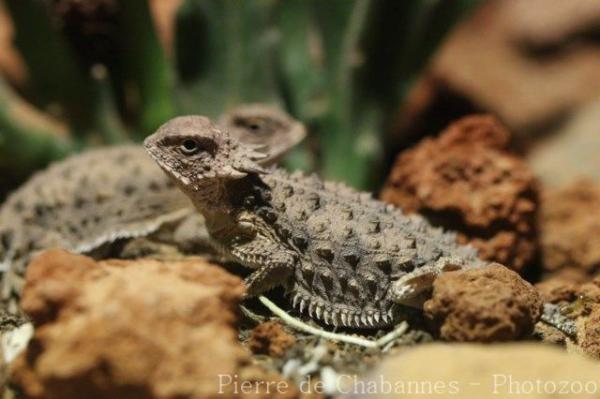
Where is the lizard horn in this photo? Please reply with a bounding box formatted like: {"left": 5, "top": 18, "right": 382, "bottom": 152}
{"left": 218, "top": 165, "right": 247, "bottom": 179}
{"left": 234, "top": 159, "right": 268, "bottom": 175}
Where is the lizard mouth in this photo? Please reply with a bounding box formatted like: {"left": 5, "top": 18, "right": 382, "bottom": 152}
{"left": 147, "top": 154, "right": 188, "bottom": 186}
{"left": 142, "top": 143, "right": 191, "bottom": 186}
{"left": 143, "top": 141, "right": 166, "bottom": 170}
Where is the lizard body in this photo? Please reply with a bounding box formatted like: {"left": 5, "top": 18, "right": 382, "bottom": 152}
{"left": 145, "top": 116, "right": 487, "bottom": 329}
{"left": 0, "top": 105, "right": 305, "bottom": 300}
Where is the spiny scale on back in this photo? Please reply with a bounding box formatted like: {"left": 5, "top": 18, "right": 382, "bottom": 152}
{"left": 233, "top": 171, "right": 482, "bottom": 328}
{"left": 0, "top": 104, "right": 305, "bottom": 299}
{"left": 145, "top": 116, "right": 487, "bottom": 330}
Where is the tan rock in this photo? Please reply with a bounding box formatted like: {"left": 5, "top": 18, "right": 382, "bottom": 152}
{"left": 398, "top": 0, "right": 600, "bottom": 135}
{"left": 540, "top": 181, "right": 600, "bottom": 273}
{"left": 382, "top": 115, "right": 539, "bottom": 272}
{"left": 528, "top": 99, "right": 600, "bottom": 187}
{"left": 424, "top": 264, "right": 542, "bottom": 342}
{"left": 581, "top": 306, "right": 600, "bottom": 360}
{"left": 342, "top": 344, "right": 600, "bottom": 399}
{"left": 10, "top": 249, "right": 299, "bottom": 399}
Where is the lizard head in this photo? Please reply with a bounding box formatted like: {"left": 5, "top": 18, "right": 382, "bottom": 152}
{"left": 219, "top": 104, "right": 306, "bottom": 164}
{"left": 144, "top": 116, "right": 268, "bottom": 202}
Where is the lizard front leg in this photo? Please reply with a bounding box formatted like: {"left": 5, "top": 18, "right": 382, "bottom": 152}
{"left": 229, "top": 236, "right": 298, "bottom": 297}
{"left": 389, "top": 258, "right": 462, "bottom": 308}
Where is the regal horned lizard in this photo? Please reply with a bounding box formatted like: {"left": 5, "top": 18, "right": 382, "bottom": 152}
{"left": 145, "top": 116, "right": 487, "bottom": 329}
{"left": 0, "top": 105, "right": 305, "bottom": 300}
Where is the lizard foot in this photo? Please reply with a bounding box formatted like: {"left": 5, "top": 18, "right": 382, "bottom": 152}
{"left": 243, "top": 262, "right": 292, "bottom": 297}
{"left": 390, "top": 262, "right": 462, "bottom": 308}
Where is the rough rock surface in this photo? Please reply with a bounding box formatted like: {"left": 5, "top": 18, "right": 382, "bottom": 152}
{"left": 248, "top": 321, "right": 296, "bottom": 358}
{"left": 381, "top": 115, "right": 539, "bottom": 272}
{"left": 342, "top": 344, "right": 600, "bottom": 399}
{"left": 540, "top": 180, "right": 600, "bottom": 273}
{"left": 535, "top": 269, "right": 587, "bottom": 304}
{"left": 536, "top": 267, "right": 600, "bottom": 307}
{"left": 423, "top": 264, "right": 542, "bottom": 342}
{"left": 581, "top": 306, "right": 600, "bottom": 359}
{"left": 536, "top": 271, "right": 600, "bottom": 359}
{"left": 10, "top": 250, "right": 299, "bottom": 399}
{"left": 579, "top": 277, "right": 600, "bottom": 304}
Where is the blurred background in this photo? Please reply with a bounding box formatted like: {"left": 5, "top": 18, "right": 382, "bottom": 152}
{"left": 1, "top": 0, "right": 599, "bottom": 199}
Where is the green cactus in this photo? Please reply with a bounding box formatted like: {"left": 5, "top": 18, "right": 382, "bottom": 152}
{"left": 0, "top": 0, "right": 482, "bottom": 196}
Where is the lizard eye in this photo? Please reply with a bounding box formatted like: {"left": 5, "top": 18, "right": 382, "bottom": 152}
{"left": 234, "top": 117, "right": 264, "bottom": 134}
{"left": 179, "top": 139, "right": 201, "bottom": 155}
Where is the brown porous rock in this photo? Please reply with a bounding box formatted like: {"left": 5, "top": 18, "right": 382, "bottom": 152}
{"left": 424, "top": 264, "right": 542, "bottom": 342}
{"left": 534, "top": 269, "right": 587, "bottom": 304}
{"left": 10, "top": 249, "right": 299, "bottom": 399}
{"left": 540, "top": 180, "right": 600, "bottom": 273}
{"left": 579, "top": 277, "right": 600, "bottom": 305}
{"left": 581, "top": 306, "right": 600, "bottom": 359}
{"left": 535, "top": 272, "right": 600, "bottom": 358}
{"left": 248, "top": 321, "right": 296, "bottom": 358}
{"left": 381, "top": 115, "right": 539, "bottom": 272}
